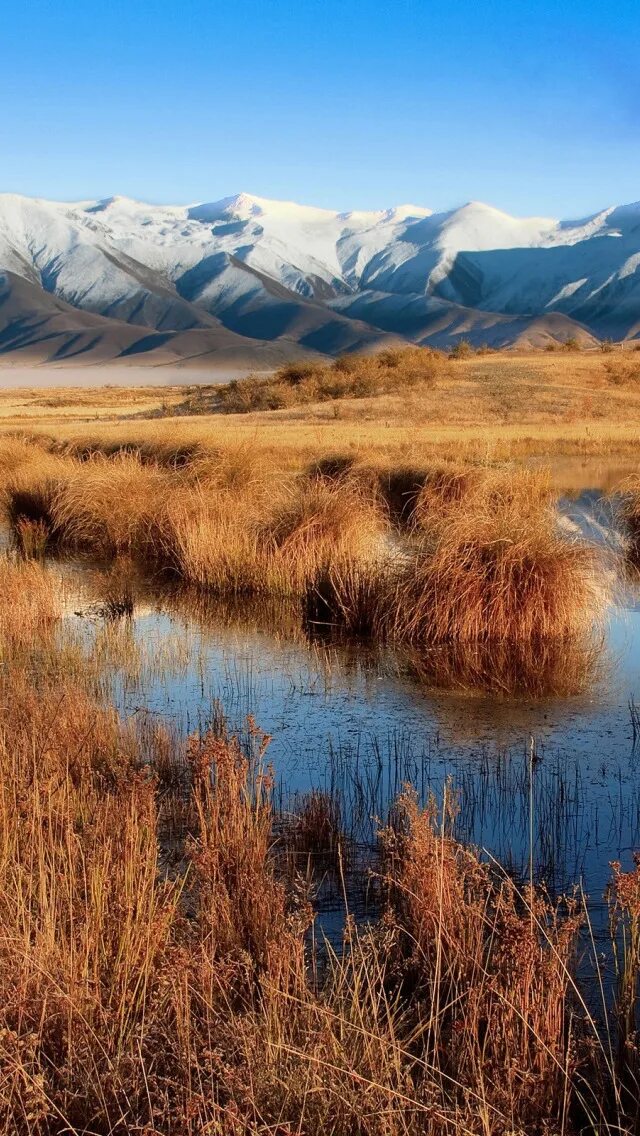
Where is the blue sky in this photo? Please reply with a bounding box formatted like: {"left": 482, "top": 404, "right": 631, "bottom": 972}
{"left": 1, "top": 0, "right": 638, "bottom": 217}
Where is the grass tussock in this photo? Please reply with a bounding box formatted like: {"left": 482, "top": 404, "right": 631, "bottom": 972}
{"left": 386, "top": 468, "right": 604, "bottom": 646}
{"left": 266, "top": 477, "right": 387, "bottom": 593}
{"left": 2, "top": 452, "right": 73, "bottom": 550}
{"left": 154, "top": 483, "right": 274, "bottom": 593}
{"left": 50, "top": 456, "right": 171, "bottom": 559}
{"left": 0, "top": 558, "right": 59, "bottom": 651}
{"left": 147, "top": 473, "right": 386, "bottom": 597}
{"left": 380, "top": 788, "right": 586, "bottom": 1132}
{"left": 618, "top": 477, "right": 640, "bottom": 567}
{"left": 51, "top": 435, "right": 208, "bottom": 468}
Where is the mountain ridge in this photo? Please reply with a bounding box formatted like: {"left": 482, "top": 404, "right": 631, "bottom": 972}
{"left": 1, "top": 190, "right": 638, "bottom": 373}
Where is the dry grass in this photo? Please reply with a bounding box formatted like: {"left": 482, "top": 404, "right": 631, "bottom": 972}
{"left": 265, "top": 477, "right": 387, "bottom": 593}
{"left": 281, "top": 788, "right": 346, "bottom": 874}
{"left": 0, "top": 647, "right": 635, "bottom": 1133}
{"left": 386, "top": 468, "right": 605, "bottom": 646}
{"left": 617, "top": 477, "right": 640, "bottom": 567}
{"left": 153, "top": 482, "right": 274, "bottom": 593}
{"left": 0, "top": 561, "right": 628, "bottom": 1132}
{"left": 176, "top": 345, "right": 448, "bottom": 414}
{"left": 0, "top": 558, "right": 59, "bottom": 651}
{"left": 0, "top": 351, "right": 635, "bottom": 1131}
{"left": 0, "top": 440, "right": 608, "bottom": 697}
{"left": 603, "top": 357, "right": 640, "bottom": 387}
{"left": 380, "top": 788, "right": 585, "bottom": 1132}
{"left": 51, "top": 456, "right": 171, "bottom": 559}
{"left": 2, "top": 348, "right": 640, "bottom": 466}
{"left": 303, "top": 467, "right": 606, "bottom": 693}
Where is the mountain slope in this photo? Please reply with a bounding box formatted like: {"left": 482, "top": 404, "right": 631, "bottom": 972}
{"left": 0, "top": 190, "right": 638, "bottom": 371}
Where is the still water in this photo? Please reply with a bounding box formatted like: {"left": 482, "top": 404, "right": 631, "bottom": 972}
{"left": 50, "top": 474, "right": 640, "bottom": 950}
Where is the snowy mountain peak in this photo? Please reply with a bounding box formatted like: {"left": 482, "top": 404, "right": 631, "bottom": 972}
{"left": 0, "top": 189, "right": 639, "bottom": 369}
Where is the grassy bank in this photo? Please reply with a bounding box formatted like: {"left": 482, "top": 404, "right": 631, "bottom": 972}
{"left": 0, "top": 560, "right": 637, "bottom": 1134}
{"left": 0, "top": 437, "right": 607, "bottom": 694}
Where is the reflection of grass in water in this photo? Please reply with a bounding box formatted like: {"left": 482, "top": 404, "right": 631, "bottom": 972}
{"left": 55, "top": 560, "right": 611, "bottom": 894}
{"left": 403, "top": 634, "right": 607, "bottom": 697}
{"left": 28, "top": 555, "right": 621, "bottom": 913}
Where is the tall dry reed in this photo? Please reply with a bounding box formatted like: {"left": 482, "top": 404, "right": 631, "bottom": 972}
{"left": 0, "top": 655, "right": 633, "bottom": 1133}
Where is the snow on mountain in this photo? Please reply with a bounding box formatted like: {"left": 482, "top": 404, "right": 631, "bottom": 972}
{"left": 0, "top": 189, "right": 638, "bottom": 368}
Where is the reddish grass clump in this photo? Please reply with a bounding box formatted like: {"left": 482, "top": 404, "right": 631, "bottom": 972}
{"left": 380, "top": 788, "right": 587, "bottom": 1132}
{"left": 50, "top": 454, "right": 171, "bottom": 559}
{"left": 0, "top": 557, "right": 59, "bottom": 650}
{"left": 618, "top": 477, "right": 640, "bottom": 567}
{"left": 0, "top": 651, "right": 634, "bottom": 1133}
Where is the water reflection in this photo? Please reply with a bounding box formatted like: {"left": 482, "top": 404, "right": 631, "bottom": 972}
{"left": 50, "top": 530, "right": 639, "bottom": 923}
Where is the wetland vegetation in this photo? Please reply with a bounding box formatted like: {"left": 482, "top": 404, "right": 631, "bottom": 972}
{"left": 1, "top": 348, "right": 640, "bottom": 1133}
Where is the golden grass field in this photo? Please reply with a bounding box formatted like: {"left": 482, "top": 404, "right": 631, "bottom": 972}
{"left": 0, "top": 346, "right": 639, "bottom": 1133}
{"left": 1, "top": 347, "right": 639, "bottom": 465}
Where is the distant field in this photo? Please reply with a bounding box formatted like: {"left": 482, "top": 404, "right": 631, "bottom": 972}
{"left": 1, "top": 346, "right": 639, "bottom": 461}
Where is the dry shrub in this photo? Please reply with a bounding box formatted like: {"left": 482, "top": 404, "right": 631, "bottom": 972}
{"left": 387, "top": 468, "right": 604, "bottom": 645}
{"left": 449, "top": 337, "right": 473, "bottom": 358}
{"left": 200, "top": 346, "right": 448, "bottom": 414}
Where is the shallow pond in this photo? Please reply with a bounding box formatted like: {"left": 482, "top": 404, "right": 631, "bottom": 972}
{"left": 41, "top": 469, "right": 640, "bottom": 959}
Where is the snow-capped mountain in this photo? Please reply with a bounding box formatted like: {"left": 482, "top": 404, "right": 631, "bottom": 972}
{"left": 1, "top": 190, "right": 639, "bottom": 369}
